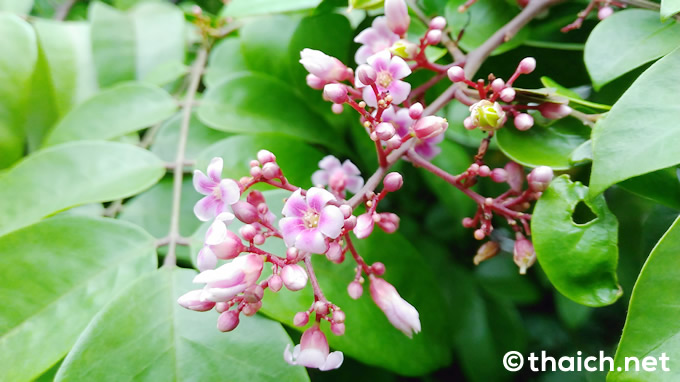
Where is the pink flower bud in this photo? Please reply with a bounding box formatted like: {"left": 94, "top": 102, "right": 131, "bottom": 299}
{"left": 429, "top": 16, "right": 446, "bottom": 30}
{"left": 385, "top": 0, "right": 410, "bottom": 35}
{"left": 306, "top": 74, "right": 326, "bottom": 90}
{"left": 281, "top": 264, "right": 308, "bottom": 291}
{"left": 244, "top": 284, "right": 264, "bottom": 303}
{"left": 300, "top": 48, "right": 348, "bottom": 82}
{"left": 491, "top": 78, "right": 505, "bottom": 93}
{"left": 284, "top": 325, "right": 344, "bottom": 370}
{"left": 323, "top": 83, "right": 348, "bottom": 104}
{"left": 425, "top": 29, "right": 442, "bottom": 45}
{"left": 247, "top": 190, "right": 266, "bottom": 206}
{"left": 462, "top": 217, "right": 475, "bottom": 228}
{"left": 514, "top": 113, "right": 534, "bottom": 131}
{"left": 598, "top": 6, "right": 613, "bottom": 20}
{"left": 253, "top": 233, "right": 265, "bottom": 245}
{"left": 177, "top": 289, "right": 216, "bottom": 312}
{"left": 518, "top": 57, "right": 536, "bottom": 74}
{"left": 333, "top": 309, "right": 346, "bottom": 323}
{"left": 240, "top": 224, "right": 257, "bottom": 241}
{"left": 249, "top": 160, "right": 259, "bottom": 168}
{"left": 527, "top": 166, "right": 554, "bottom": 192}
{"left": 242, "top": 301, "right": 262, "bottom": 316}
{"left": 376, "top": 122, "right": 396, "bottom": 141}
{"left": 331, "top": 103, "right": 343, "bottom": 114}
{"left": 513, "top": 236, "right": 536, "bottom": 274}
{"left": 371, "top": 262, "right": 386, "bottom": 276}
{"left": 413, "top": 116, "right": 448, "bottom": 140}
{"left": 210, "top": 230, "right": 244, "bottom": 260}
{"left": 196, "top": 246, "right": 217, "bottom": 271}
{"left": 474, "top": 229, "right": 485, "bottom": 240}
{"left": 447, "top": 66, "right": 466, "bottom": 82}
{"left": 339, "top": 204, "right": 352, "bottom": 218}
{"left": 269, "top": 274, "right": 283, "bottom": 292}
{"left": 370, "top": 277, "right": 421, "bottom": 338}
{"left": 353, "top": 213, "right": 375, "bottom": 239}
{"left": 356, "top": 64, "right": 377, "bottom": 85}
{"left": 478, "top": 165, "right": 491, "bottom": 177}
{"left": 500, "top": 87, "right": 516, "bottom": 102}
{"left": 473, "top": 241, "right": 500, "bottom": 265}
{"left": 257, "top": 149, "right": 276, "bottom": 164}
{"left": 490, "top": 168, "right": 508, "bottom": 183}
{"left": 344, "top": 215, "right": 357, "bottom": 230}
{"left": 314, "top": 301, "right": 329, "bottom": 316}
{"left": 294, "top": 311, "right": 310, "bottom": 327}
{"left": 463, "top": 116, "right": 476, "bottom": 130}
{"left": 386, "top": 134, "right": 401, "bottom": 149}
{"left": 383, "top": 172, "right": 403, "bottom": 192}
{"left": 505, "top": 162, "right": 524, "bottom": 192}
{"left": 538, "top": 103, "right": 572, "bottom": 119}
{"left": 232, "top": 201, "right": 259, "bottom": 224}
{"left": 331, "top": 322, "right": 346, "bottom": 336}
{"left": 286, "top": 247, "right": 299, "bottom": 261}
{"left": 326, "top": 242, "right": 344, "bottom": 263}
{"left": 215, "top": 302, "right": 228, "bottom": 313}
{"left": 376, "top": 212, "right": 399, "bottom": 233}
{"left": 217, "top": 310, "right": 240, "bottom": 332}
{"left": 193, "top": 254, "right": 264, "bottom": 302}
{"left": 261, "top": 162, "right": 281, "bottom": 180}
{"left": 408, "top": 102, "right": 423, "bottom": 119}
{"left": 347, "top": 281, "right": 363, "bottom": 299}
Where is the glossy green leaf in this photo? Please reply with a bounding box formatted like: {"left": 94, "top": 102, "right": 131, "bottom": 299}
{"left": 89, "top": 2, "right": 135, "bottom": 86}
{"left": 661, "top": 0, "right": 680, "bottom": 19}
{"left": 141, "top": 60, "right": 187, "bottom": 87}
{"left": 533, "top": 176, "right": 622, "bottom": 307}
{"left": 240, "top": 15, "right": 300, "bottom": 80}
{"left": 0, "top": 141, "right": 165, "bottom": 236}
{"left": 590, "top": 48, "right": 680, "bottom": 197}
{"left": 150, "top": 111, "right": 231, "bottom": 162}
{"left": 609, "top": 216, "right": 680, "bottom": 381}
{"left": 0, "top": 13, "right": 36, "bottom": 169}
{"left": 204, "top": 37, "right": 248, "bottom": 88}
{"left": 222, "top": 0, "right": 321, "bottom": 18}
{"left": 619, "top": 168, "right": 680, "bottom": 210}
{"left": 540, "top": 76, "right": 611, "bottom": 111}
{"left": 132, "top": 2, "right": 185, "bottom": 80}
{"left": 45, "top": 83, "right": 177, "bottom": 146}
{"left": 584, "top": 9, "right": 680, "bottom": 89}
{"left": 496, "top": 118, "right": 591, "bottom": 170}
{"left": 195, "top": 135, "right": 324, "bottom": 188}
{"left": 445, "top": 0, "right": 529, "bottom": 55}
{"left": 0, "top": 216, "right": 157, "bottom": 382}
{"left": 56, "top": 268, "right": 309, "bottom": 382}
{"left": 198, "top": 73, "right": 340, "bottom": 147}
{"left": 0, "top": 0, "right": 33, "bottom": 14}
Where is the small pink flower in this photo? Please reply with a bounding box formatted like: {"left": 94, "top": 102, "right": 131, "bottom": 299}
{"left": 311, "top": 155, "right": 364, "bottom": 194}
{"left": 384, "top": 0, "right": 410, "bottom": 36}
{"left": 513, "top": 235, "right": 536, "bottom": 275}
{"left": 357, "top": 50, "right": 411, "bottom": 107}
{"left": 193, "top": 158, "right": 240, "bottom": 222}
{"left": 381, "top": 107, "right": 443, "bottom": 160}
{"left": 284, "top": 325, "right": 344, "bottom": 371}
{"left": 299, "top": 49, "right": 349, "bottom": 83}
{"left": 369, "top": 277, "right": 421, "bottom": 338}
{"left": 354, "top": 16, "right": 400, "bottom": 64}
{"left": 279, "top": 188, "right": 344, "bottom": 254}
{"left": 177, "top": 289, "right": 216, "bottom": 312}
{"left": 353, "top": 213, "right": 375, "bottom": 239}
{"left": 193, "top": 254, "right": 264, "bottom": 302}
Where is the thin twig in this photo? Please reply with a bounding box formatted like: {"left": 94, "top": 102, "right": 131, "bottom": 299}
{"left": 54, "top": 0, "right": 78, "bottom": 21}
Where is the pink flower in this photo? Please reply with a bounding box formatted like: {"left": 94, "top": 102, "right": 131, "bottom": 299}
{"left": 299, "top": 49, "right": 349, "bottom": 83}
{"left": 354, "top": 16, "right": 400, "bottom": 64}
{"left": 381, "top": 107, "right": 443, "bottom": 160}
{"left": 384, "top": 0, "right": 410, "bottom": 36}
{"left": 193, "top": 254, "right": 264, "bottom": 302}
{"left": 311, "top": 155, "right": 364, "bottom": 194}
{"left": 353, "top": 213, "right": 375, "bottom": 239}
{"left": 279, "top": 188, "right": 344, "bottom": 254}
{"left": 357, "top": 50, "right": 411, "bottom": 107}
{"left": 369, "top": 277, "right": 421, "bottom": 338}
{"left": 177, "top": 289, "right": 216, "bottom": 312}
{"left": 284, "top": 325, "right": 344, "bottom": 371}
{"left": 193, "top": 158, "right": 240, "bottom": 222}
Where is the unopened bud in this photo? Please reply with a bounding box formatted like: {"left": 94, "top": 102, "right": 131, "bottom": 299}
{"left": 210, "top": 231, "right": 245, "bottom": 260}
{"left": 247, "top": 190, "right": 266, "bottom": 206}
{"left": 513, "top": 236, "right": 536, "bottom": 275}
{"left": 429, "top": 16, "right": 446, "bottom": 30}
{"left": 447, "top": 66, "right": 466, "bottom": 82}
{"left": 473, "top": 241, "right": 500, "bottom": 265}
{"left": 413, "top": 116, "right": 448, "bottom": 140}
{"left": 197, "top": 247, "right": 217, "bottom": 272}
{"left": 383, "top": 172, "right": 403, "bottom": 192}
{"left": 598, "top": 6, "right": 613, "bottom": 20}
{"left": 177, "top": 290, "right": 216, "bottom": 312}
{"left": 500, "top": 87, "right": 516, "bottom": 102}
{"left": 344, "top": 215, "right": 357, "bottom": 230}
{"left": 323, "top": 83, "right": 348, "bottom": 104}
{"left": 326, "top": 242, "right": 344, "bottom": 263}
{"left": 269, "top": 274, "right": 283, "bottom": 292}
{"left": 371, "top": 262, "right": 386, "bottom": 276}
{"left": 286, "top": 247, "right": 299, "bottom": 261}
{"left": 514, "top": 113, "right": 534, "bottom": 131}
{"left": 294, "top": 311, "right": 309, "bottom": 327}
{"left": 538, "top": 103, "right": 572, "bottom": 119}
{"left": 462, "top": 217, "right": 475, "bottom": 228}
{"left": 518, "top": 57, "right": 536, "bottom": 74}
{"left": 232, "top": 201, "right": 259, "bottom": 224}
{"left": 469, "top": 100, "right": 506, "bottom": 131}
{"left": 261, "top": 162, "right": 281, "bottom": 180}
{"left": 527, "top": 166, "right": 554, "bottom": 192}
{"left": 333, "top": 309, "right": 346, "bottom": 323}
{"left": 281, "top": 264, "right": 308, "bottom": 291}
{"left": 426, "top": 29, "right": 442, "bottom": 45}
{"left": 408, "top": 102, "right": 423, "bottom": 119}
{"left": 491, "top": 78, "right": 505, "bottom": 93}
{"left": 332, "top": 103, "right": 344, "bottom": 114}
{"left": 339, "top": 205, "right": 353, "bottom": 218}
{"left": 331, "top": 322, "right": 346, "bottom": 336}
{"left": 463, "top": 116, "right": 476, "bottom": 130}
{"left": 242, "top": 301, "right": 262, "bottom": 316}
{"left": 306, "top": 74, "right": 326, "bottom": 90}
{"left": 217, "top": 310, "right": 240, "bottom": 332}
{"left": 385, "top": 0, "right": 410, "bottom": 35}
{"left": 390, "top": 39, "right": 418, "bottom": 59}
{"left": 490, "top": 168, "right": 508, "bottom": 183}
{"left": 257, "top": 149, "right": 276, "bottom": 164}
{"left": 348, "top": 281, "right": 363, "bottom": 299}
{"left": 240, "top": 224, "right": 257, "bottom": 241}
{"left": 474, "top": 229, "right": 485, "bottom": 240}
{"left": 357, "top": 64, "right": 377, "bottom": 85}
{"left": 376, "top": 122, "right": 396, "bottom": 141}
{"left": 376, "top": 212, "right": 399, "bottom": 233}
{"left": 478, "top": 165, "right": 491, "bottom": 177}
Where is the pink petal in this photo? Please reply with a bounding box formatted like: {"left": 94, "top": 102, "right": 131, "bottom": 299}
{"left": 194, "top": 195, "right": 219, "bottom": 221}
{"left": 318, "top": 205, "right": 344, "bottom": 239}
{"left": 319, "top": 155, "right": 342, "bottom": 171}
{"left": 341, "top": 160, "right": 361, "bottom": 176}
{"left": 296, "top": 349, "right": 327, "bottom": 369}
{"left": 353, "top": 213, "right": 375, "bottom": 239}
{"left": 362, "top": 86, "right": 378, "bottom": 108}
{"left": 367, "top": 50, "right": 391, "bottom": 72}
{"left": 307, "top": 187, "right": 335, "bottom": 212}
{"left": 207, "top": 157, "right": 223, "bottom": 182}
{"left": 388, "top": 56, "right": 411, "bottom": 80}
{"left": 354, "top": 45, "right": 374, "bottom": 66}
{"left": 219, "top": 179, "right": 240, "bottom": 205}
{"left": 295, "top": 229, "right": 328, "bottom": 254}
{"left": 193, "top": 170, "right": 215, "bottom": 195}
{"left": 345, "top": 176, "right": 364, "bottom": 194}
{"left": 387, "top": 80, "right": 411, "bottom": 105}
{"left": 280, "top": 217, "right": 306, "bottom": 247}
{"left": 311, "top": 170, "right": 329, "bottom": 187}
{"left": 200, "top": 284, "right": 245, "bottom": 302}
{"left": 320, "top": 351, "right": 344, "bottom": 371}
{"left": 197, "top": 247, "right": 217, "bottom": 271}
{"left": 354, "top": 27, "right": 380, "bottom": 45}
{"left": 282, "top": 189, "right": 308, "bottom": 218}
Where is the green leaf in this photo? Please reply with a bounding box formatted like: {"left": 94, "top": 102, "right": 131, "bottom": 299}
{"left": 618, "top": 168, "right": 680, "bottom": 210}
{"left": 0, "top": 141, "right": 165, "bottom": 236}
{"left": 56, "top": 268, "right": 309, "bottom": 382}
{"left": 195, "top": 135, "right": 324, "bottom": 188}
{"left": 204, "top": 37, "right": 249, "bottom": 88}
{"left": 198, "top": 73, "right": 340, "bottom": 147}
{"left": 141, "top": 60, "right": 187, "bottom": 87}
{"left": 150, "top": 111, "right": 231, "bottom": 162}
{"left": 222, "top": 0, "right": 321, "bottom": 18}
{"left": 496, "top": 118, "right": 591, "bottom": 170}
{"left": 475, "top": 256, "right": 542, "bottom": 305}
{"left": 661, "top": 0, "right": 680, "bottom": 20}
{"left": 584, "top": 9, "right": 680, "bottom": 89}
{"left": 240, "top": 15, "right": 300, "bottom": 80}
{"left": 45, "top": 83, "right": 177, "bottom": 146}
{"left": 0, "top": 13, "right": 36, "bottom": 169}
{"left": 0, "top": 0, "right": 33, "bottom": 14}
{"left": 445, "top": 0, "right": 529, "bottom": 55}
{"left": 609, "top": 216, "right": 680, "bottom": 381}
{"left": 540, "top": 76, "right": 611, "bottom": 111}
{"left": 532, "top": 175, "right": 622, "bottom": 307}
{"left": 0, "top": 216, "right": 157, "bottom": 382}
{"left": 89, "top": 2, "right": 135, "bottom": 86}
{"left": 590, "top": 48, "right": 680, "bottom": 197}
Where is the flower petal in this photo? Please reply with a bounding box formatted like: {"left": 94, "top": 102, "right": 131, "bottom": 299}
{"left": 295, "top": 229, "right": 328, "bottom": 254}
{"left": 200, "top": 284, "right": 245, "bottom": 302}
{"left": 318, "top": 205, "right": 344, "bottom": 239}
{"left": 345, "top": 176, "right": 364, "bottom": 194}
{"left": 282, "top": 189, "right": 308, "bottom": 218}
{"left": 320, "top": 351, "right": 344, "bottom": 371}
{"left": 197, "top": 247, "right": 217, "bottom": 272}
{"left": 283, "top": 344, "right": 295, "bottom": 365}
{"left": 354, "top": 45, "right": 374, "bottom": 66}
{"left": 296, "top": 349, "right": 327, "bottom": 369}
{"left": 193, "top": 170, "right": 215, "bottom": 195}
{"left": 280, "top": 217, "right": 306, "bottom": 247}
{"left": 387, "top": 80, "right": 411, "bottom": 105}
{"left": 319, "top": 155, "right": 342, "bottom": 171}
{"left": 388, "top": 56, "right": 411, "bottom": 80}
{"left": 353, "top": 213, "right": 375, "bottom": 239}
{"left": 219, "top": 179, "right": 241, "bottom": 205}
{"left": 311, "top": 169, "right": 329, "bottom": 187}
{"left": 307, "top": 187, "right": 335, "bottom": 212}
{"left": 207, "top": 157, "right": 223, "bottom": 183}
{"left": 362, "top": 86, "right": 378, "bottom": 108}
{"left": 194, "top": 195, "right": 219, "bottom": 222}
{"left": 367, "top": 49, "right": 391, "bottom": 72}
{"left": 205, "top": 218, "right": 228, "bottom": 245}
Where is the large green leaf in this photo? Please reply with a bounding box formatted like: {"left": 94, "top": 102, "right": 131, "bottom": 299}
{"left": 198, "top": 73, "right": 340, "bottom": 147}
{"left": 0, "top": 141, "right": 165, "bottom": 236}
{"left": 0, "top": 13, "right": 36, "bottom": 169}
{"left": 204, "top": 37, "right": 249, "bottom": 88}
{"left": 661, "top": 0, "right": 680, "bottom": 19}
{"left": 221, "top": 0, "right": 321, "bottom": 18}
{"left": 618, "top": 168, "right": 680, "bottom": 210}
{"left": 584, "top": 9, "right": 680, "bottom": 89}
{"left": 590, "top": 48, "right": 680, "bottom": 197}
{"left": 532, "top": 175, "right": 622, "bottom": 307}
{"left": 89, "top": 2, "right": 135, "bottom": 86}
{"left": 0, "top": 0, "right": 33, "bottom": 14}
{"left": 240, "top": 15, "right": 300, "bottom": 80}
{"left": 45, "top": 83, "right": 177, "bottom": 146}
{"left": 150, "top": 111, "right": 231, "bottom": 162}
{"left": 0, "top": 216, "right": 157, "bottom": 382}
{"left": 56, "top": 268, "right": 309, "bottom": 382}
{"left": 609, "top": 216, "right": 680, "bottom": 381}
{"left": 496, "top": 118, "right": 591, "bottom": 170}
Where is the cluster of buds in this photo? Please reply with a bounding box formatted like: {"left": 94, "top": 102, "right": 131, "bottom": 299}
{"left": 178, "top": 150, "right": 421, "bottom": 372}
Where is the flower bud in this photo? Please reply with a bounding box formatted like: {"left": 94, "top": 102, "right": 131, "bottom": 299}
{"left": 257, "top": 149, "right": 276, "bottom": 164}
{"left": 376, "top": 122, "right": 396, "bottom": 141}
{"left": 478, "top": 165, "right": 491, "bottom": 177}
{"left": 518, "top": 57, "right": 536, "bottom": 74}
{"left": 490, "top": 168, "right": 508, "bottom": 183}
{"left": 286, "top": 247, "right": 299, "bottom": 261}
{"left": 242, "top": 301, "right": 262, "bottom": 316}
{"left": 474, "top": 229, "right": 485, "bottom": 240}
{"left": 247, "top": 190, "right": 266, "bottom": 206}
{"left": 232, "top": 201, "right": 259, "bottom": 224}
{"left": 333, "top": 309, "right": 346, "bottom": 323}
{"left": 356, "top": 64, "right": 377, "bottom": 85}
{"left": 389, "top": 39, "right": 418, "bottom": 59}
{"left": 331, "top": 322, "right": 346, "bottom": 336}
{"left": 598, "top": 6, "right": 613, "bottom": 20}
{"left": 463, "top": 116, "right": 476, "bottom": 130}
{"left": 210, "top": 230, "right": 244, "bottom": 260}
{"left": 269, "top": 274, "right": 283, "bottom": 292}
{"left": 469, "top": 100, "right": 506, "bottom": 131}
{"left": 294, "top": 311, "right": 310, "bottom": 327}
{"left": 383, "top": 172, "right": 403, "bottom": 192}
{"left": 197, "top": 247, "right": 217, "bottom": 272}
{"left": 300, "top": 48, "right": 348, "bottom": 82}
{"left": 527, "top": 166, "right": 554, "bottom": 192}
{"left": 331, "top": 103, "right": 344, "bottom": 114}
{"left": 217, "top": 310, "right": 240, "bottom": 332}
{"left": 314, "top": 301, "right": 329, "bottom": 316}
{"left": 323, "top": 83, "right": 348, "bottom": 104}
{"left": 462, "top": 217, "right": 475, "bottom": 228}
{"left": 447, "top": 66, "right": 466, "bottom": 82}
{"left": 385, "top": 0, "right": 410, "bottom": 35}
{"left": 473, "top": 241, "right": 500, "bottom": 265}
{"left": 344, "top": 215, "right": 357, "bottom": 230}
{"left": 491, "top": 78, "right": 505, "bottom": 93}
{"left": 339, "top": 204, "right": 353, "bottom": 218}
{"left": 215, "top": 302, "right": 228, "bottom": 313}
{"left": 538, "top": 103, "right": 572, "bottom": 119}
{"left": 244, "top": 284, "right": 264, "bottom": 303}
{"left": 281, "top": 264, "right": 308, "bottom": 291}
{"left": 425, "top": 29, "right": 442, "bottom": 45}
{"left": 513, "top": 236, "right": 536, "bottom": 275}
{"left": 326, "top": 242, "right": 344, "bottom": 263}
{"left": 514, "top": 113, "right": 534, "bottom": 131}
{"left": 429, "top": 16, "right": 446, "bottom": 30}
{"left": 505, "top": 162, "right": 524, "bottom": 192}
{"left": 376, "top": 212, "right": 399, "bottom": 234}
{"left": 408, "top": 102, "right": 423, "bottom": 119}
{"left": 353, "top": 213, "right": 375, "bottom": 239}
{"left": 306, "top": 74, "right": 326, "bottom": 90}
{"left": 413, "top": 116, "right": 448, "bottom": 140}
{"left": 177, "top": 289, "right": 216, "bottom": 312}
{"left": 500, "top": 87, "right": 516, "bottom": 102}
{"left": 371, "top": 262, "right": 386, "bottom": 276}
{"left": 239, "top": 224, "right": 257, "bottom": 241}
{"left": 386, "top": 134, "right": 401, "bottom": 149}
{"left": 370, "top": 277, "right": 421, "bottom": 338}
{"left": 347, "top": 281, "right": 363, "bottom": 299}
{"left": 261, "top": 162, "right": 281, "bottom": 180}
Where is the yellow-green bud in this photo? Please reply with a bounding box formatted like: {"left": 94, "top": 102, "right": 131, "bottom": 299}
{"left": 469, "top": 100, "right": 506, "bottom": 131}
{"left": 390, "top": 40, "right": 418, "bottom": 60}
